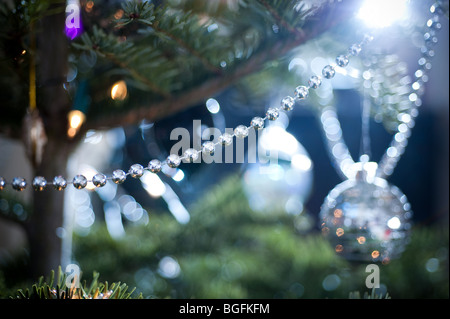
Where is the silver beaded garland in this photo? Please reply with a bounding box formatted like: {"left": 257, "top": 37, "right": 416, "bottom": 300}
{"left": 0, "top": 32, "right": 389, "bottom": 194}
{"left": 0, "top": 36, "right": 365, "bottom": 192}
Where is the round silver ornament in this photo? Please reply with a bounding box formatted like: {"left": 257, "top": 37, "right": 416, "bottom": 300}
{"left": 320, "top": 173, "right": 412, "bottom": 263}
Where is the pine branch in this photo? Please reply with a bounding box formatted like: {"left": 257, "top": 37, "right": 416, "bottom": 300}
{"left": 143, "top": 20, "right": 223, "bottom": 75}
{"left": 73, "top": 26, "right": 174, "bottom": 98}
{"left": 10, "top": 266, "right": 143, "bottom": 299}
{"left": 84, "top": 0, "right": 358, "bottom": 130}
{"left": 100, "top": 49, "right": 172, "bottom": 98}
{"left": 256, "top": 0, "right": 301, "bottom": 35}
{"left": 117, "top": 1, "right": 222, "bottom": 74}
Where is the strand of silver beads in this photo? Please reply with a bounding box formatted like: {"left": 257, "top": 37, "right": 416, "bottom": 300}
{"left": 0, "top": 35, "right": 374, "bottom": 192}
{"left": 320, "top": 1, "right": 444, "bottom": 181}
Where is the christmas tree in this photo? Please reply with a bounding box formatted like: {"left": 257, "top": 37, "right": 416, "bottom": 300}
{"left": 0, "top": 0, "right": 448, "bottom": 300}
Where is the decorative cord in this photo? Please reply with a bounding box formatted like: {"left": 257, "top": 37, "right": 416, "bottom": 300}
{"left": 319, "top": 1, "right": 444, "bottom": 181}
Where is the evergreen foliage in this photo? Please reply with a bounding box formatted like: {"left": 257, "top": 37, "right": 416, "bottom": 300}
{"left": 70, "top": 175, "right": 448, "bottom": 299}
{"left": 9, "top": 266, "right": 142, "bottom": 299}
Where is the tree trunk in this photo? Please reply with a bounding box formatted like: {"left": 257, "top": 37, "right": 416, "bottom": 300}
{"left": 24, "top": 3, "right": 71, "bottom": 279}
{"left": 25, "top": 139, "right": 71, "bottom": 279}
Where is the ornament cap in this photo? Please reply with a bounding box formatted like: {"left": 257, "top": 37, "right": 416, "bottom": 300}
{"left": 349, "top": 161, "right": 378, "bottom": 183}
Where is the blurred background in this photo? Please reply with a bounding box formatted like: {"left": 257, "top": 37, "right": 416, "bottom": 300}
{"left": 0, "top": 0, "right": 448, "bottom": 298}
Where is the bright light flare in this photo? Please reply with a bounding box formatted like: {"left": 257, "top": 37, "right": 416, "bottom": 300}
{"left": 67, "top": 110, "right": 86, "bottom": 138}
{"left": 110, "top": 80, "right": 128, "bottom": 100}
{"left": 357, "top": 0, "right": 408, "bottom": 29}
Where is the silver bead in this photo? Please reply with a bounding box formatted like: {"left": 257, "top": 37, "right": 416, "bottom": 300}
{"left": 73, "top": 175, "right": 88, "bottom": 189}
{"left": 166, "top": 154, "right": 181, "bottom": 168}
{"left": 183, "top": 148, "right": 199, "bottom": 163}
{"left": 424, "top": 32, "right": 438, "bottom": 47}
{"left": 336, "top": 55, "right": 349, "bottom": 67}
{"left": 362, "top": 34, "right": 374, "bottom": 45}
{"left": 308, "top": 75, "right": 322, "bottom": 89}
{"left": 112, "top": 170, "right": 127, "bottom": 184}
{"left": 281, "top": 96, "right": 295, "bottom": 111}
{"left": 129, "top": 164, "right": 144, "bottom": 178}
{"left": 32, "top": 176, "right": 47, "bottom": 191}
{"left": 148, "top": 159, "right": 162, "bottom": 173}
{"left": 250, "top": 117, "right": 264, "bottom": 130}
{"left": 266, "top": 108, "right": 279, "bottom": 121}
{"left": 219, "top": 133, "right": 233, "bottom": 146}
{"left": 53, "top": 176, "right": 67, "bottom": 191}
{"left": 322, "top": 65, "right": 335, "bottom": 79}
{"left": 234, "top": 125, "right": 249, "bottom": 138}
{"left": 427, "top": 16, "right": 441, "bottom": 30}
{"left": 92, "top": 173, "right": 107, "bottom": 187}
{"left": 294, "top": 85, "right": 309, "bottom": 100}
{"left": 0, "top": 177, "right": 6, "bottom": 190}
{"left": 430, "top": 3, "right": 445, "bottom": 16}
{"left": 202, "top": 141, "right": 215, "bottom": 155}
{"left": 12, "top": 177, "right": 27, "bottom": 191}
{"left": 348, "top": 43, "right": 362, "bottom": 56}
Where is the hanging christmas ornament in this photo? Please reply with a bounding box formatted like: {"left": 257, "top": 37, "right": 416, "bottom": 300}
{"left": 242, "top": 120, "right": 313, "bottom": 217}
{"left": 320, "top": 162, "right": 412, "bottom": 263}
{"left": 23, "top": 109, "right": 48, "bottom": 167}
{"left": 319, "top": 2, "right": 443, "bottom": 262}
{"left": 22, "top": 23, "right": 47, "bottom": 168}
